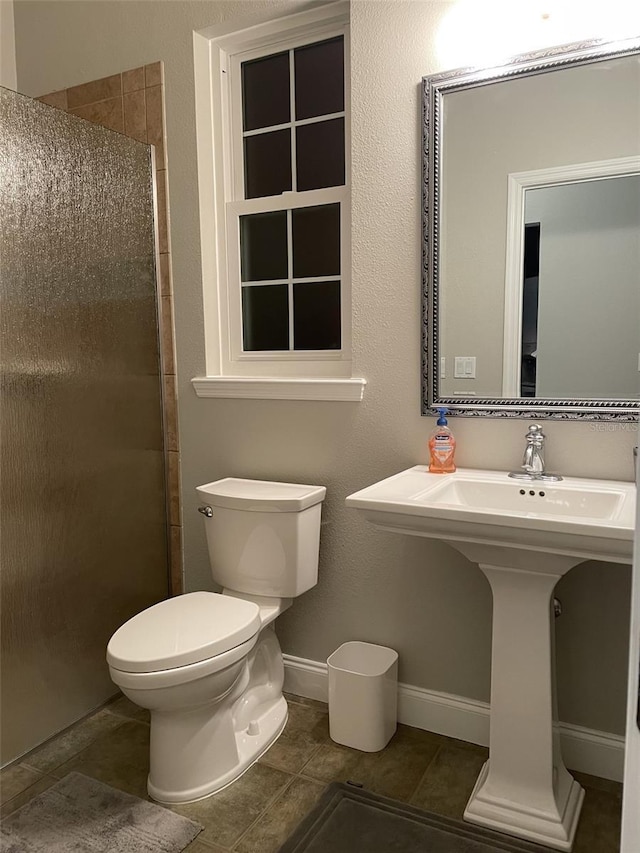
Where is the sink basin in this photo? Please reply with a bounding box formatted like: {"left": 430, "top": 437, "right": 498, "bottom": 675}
{"left": 417, "top": 474, "right": 625, "bottom": 520}
{"left": 346, "top": 465, "right": 636, "bottom": 849}
{"left": 346, "top": 466, "right": 635, "bottom": 565}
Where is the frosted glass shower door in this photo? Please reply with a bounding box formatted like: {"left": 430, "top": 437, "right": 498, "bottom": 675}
{"left": 0, "top": 88, "right": 169, "bottom": 765}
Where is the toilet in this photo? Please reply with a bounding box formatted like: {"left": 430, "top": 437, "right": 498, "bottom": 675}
{"left": 106, "top": 477, "right": 326, "bottom": 804}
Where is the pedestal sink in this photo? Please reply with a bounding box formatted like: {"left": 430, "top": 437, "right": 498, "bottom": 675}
{"left": 346, "top": 467, "right": 635, "bottom": 851}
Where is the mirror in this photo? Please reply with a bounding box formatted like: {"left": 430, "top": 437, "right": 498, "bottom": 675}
{"left": 422, "top": 36, "right": 640, "bottom": 419}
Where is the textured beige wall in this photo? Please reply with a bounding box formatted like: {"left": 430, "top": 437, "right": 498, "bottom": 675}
{"left": 14, "top": 0, "right": 638, "bottom": 735}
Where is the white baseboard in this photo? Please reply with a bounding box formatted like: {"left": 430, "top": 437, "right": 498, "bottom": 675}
{"left": 283, "top": 653, "right": 625, "bottom": 783}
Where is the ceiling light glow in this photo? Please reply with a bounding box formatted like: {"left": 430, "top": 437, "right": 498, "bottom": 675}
{"left": 437, "top": 0, "right": 640, "bottom": 71}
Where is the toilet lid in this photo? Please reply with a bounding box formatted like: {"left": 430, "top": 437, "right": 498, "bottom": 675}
{"left": 106, "top": 592, "right": 261, "bottom": 673}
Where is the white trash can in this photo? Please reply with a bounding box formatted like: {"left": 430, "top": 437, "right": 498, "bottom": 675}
{"left": 327, "top": 641, "right": 398, "bottom": 752}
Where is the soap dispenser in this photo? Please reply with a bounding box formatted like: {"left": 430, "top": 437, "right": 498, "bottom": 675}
{"left": 428, "top": 408, "right": 456, "bottom": 474}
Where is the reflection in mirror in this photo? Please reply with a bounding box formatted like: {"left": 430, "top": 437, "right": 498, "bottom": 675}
{"left": 422, "top": 37, "right": 640, "bottom": 419}
{"left": 512, "top": 173, "right": 640, "bottom": 400}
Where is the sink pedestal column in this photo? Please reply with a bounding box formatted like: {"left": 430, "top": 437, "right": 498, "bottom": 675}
{"left": 463, "top": 561, "right": 585, "bottom": 851}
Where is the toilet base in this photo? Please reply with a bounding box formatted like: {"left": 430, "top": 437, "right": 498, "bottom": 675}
{"left": 146, "top": 625, "right": 288, "bottom": 805}
{"left": 148, "top": 695, "right": 287, "bottom": 804}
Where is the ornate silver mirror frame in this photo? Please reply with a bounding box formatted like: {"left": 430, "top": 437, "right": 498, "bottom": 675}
{"left": 422, "top": 36, "right": 640, "bottom": 421}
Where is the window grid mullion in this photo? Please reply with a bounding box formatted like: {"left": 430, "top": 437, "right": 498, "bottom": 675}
{"left": 289, "top": 49, "right": 297, "bottom": 194}
{"left": 287, "top": 208, "right": 294, "bottom": 352}
{"left": 229, "top": 185, "right": 346, "bottom": 217}
{"left": 242, "top": 279, "right": 288, "bottom": 288}
{"left": 242, "top": 274, "right": 341, "bottom": 288}
{"left": 243, "top": 121, "right": 290, "bottom": 139}
{"left": 296, "top": 110, "right": 345, "bottom": 127}
{"left": 293, "top": 274, "right": 340, "bottom": 284}
{"left": 242, "top": 111, "right": 346, "bottom": 139}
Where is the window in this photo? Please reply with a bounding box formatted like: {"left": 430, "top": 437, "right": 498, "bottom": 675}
{"left": 194, "top": 3, "right": 365, "bottom": 400}
{"left": 229, "top": 33, "right": 347, "bottom": 357}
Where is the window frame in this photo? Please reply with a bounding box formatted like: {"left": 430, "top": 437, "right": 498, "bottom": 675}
{"left": 227, "top": 187, "right": 349, "bottom": 362}
{"left": 194, "top": 2, "right": 359, "bottom": 392}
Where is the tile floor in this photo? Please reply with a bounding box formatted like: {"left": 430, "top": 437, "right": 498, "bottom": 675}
{"left": 1, "top": 694, "right": 622, "bottom": 852}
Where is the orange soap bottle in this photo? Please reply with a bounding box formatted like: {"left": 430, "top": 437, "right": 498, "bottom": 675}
{"left": 428, "top": 408, "right": 456, "bottom": 473}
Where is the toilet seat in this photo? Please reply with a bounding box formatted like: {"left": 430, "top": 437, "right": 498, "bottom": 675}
{"left": 108, "top": 634, "right": 258, "bottom": 691}
{"left": 107, "top": 591, "right": 261, "bottom": 673}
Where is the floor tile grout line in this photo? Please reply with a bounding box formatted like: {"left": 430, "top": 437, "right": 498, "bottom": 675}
{"left": 2, "top": 760, "right": 46, "bottom": 781}
{"left": 0, "top": 765, "right": 50, "bottom": 804}
{"left": 18, "top": 716, "right": 134, "bottom": 777}
{"left": 102, "top": 708, "right": 150, "bottom": 726}
{"left": 295, "top": 765, "right": 331, "bottom": 787}
{"left": 4, "top": 704, "right": 140, "bottom": 777}
{"left": 293, "top": 743, "right": 324, "bottom": 779}
{"left": 259, "top": 751, "right": 318, "bottom": 776}
{"left": 0, "top": 772, "right": 59, "bottom": 817}
{"left": 230, "top": 774, "right": 299, "bottom": 852}
{"left": 189, "top": 831, "right": 232, "bottom": 852}
{"left": 406, "top": 743, "right": 445, "bottom": 805}
{"left": 284, "top": 698, "right": 328, "bottom": 716}
{"left": 35, "top": 719, "right": 151, "bottom": 782}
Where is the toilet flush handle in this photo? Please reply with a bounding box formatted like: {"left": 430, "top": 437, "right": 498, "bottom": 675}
{"left": 198, "top": 505, "right": 213, "bottom": 517}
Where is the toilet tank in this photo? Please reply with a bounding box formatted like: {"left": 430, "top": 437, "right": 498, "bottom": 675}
{"left": 196, "top": 479, "right": 326, "bottom": 598}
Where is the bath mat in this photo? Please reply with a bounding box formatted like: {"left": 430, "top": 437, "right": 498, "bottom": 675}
{"left": 278, "top": 782, "right": 551, "bottom": 853}
{"left": 0, "top": 771, "right": 202, "bottom": 852}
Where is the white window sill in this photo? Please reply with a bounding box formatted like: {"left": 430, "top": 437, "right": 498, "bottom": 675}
{"left": 191, "top": 376, "right": 366, "bottom": 401}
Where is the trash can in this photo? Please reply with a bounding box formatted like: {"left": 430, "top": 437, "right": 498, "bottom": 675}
{"left": 327, "top": 641, "right": 398, "bottom": 752}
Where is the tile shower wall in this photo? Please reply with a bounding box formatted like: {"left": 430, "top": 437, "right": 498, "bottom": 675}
{"left": 39, "top": 62, "right": 183, "bottom": 596}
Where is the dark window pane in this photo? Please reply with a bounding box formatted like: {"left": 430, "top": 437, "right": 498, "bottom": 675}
{"left": 296, "top": 118, "right": 345, "bottom": 191}
{"left": 242, "top": 285, "right": 289, "bottom": 351}
{"left": 293, "top": 281, "right": 341, "bottom": 350}
{"left": 295, "top": 37, "right": 344, "bottom": 121}
{"left": 292, "top": 204, "right": 340, "bottom": 278}
{"left": 240, "top": 211, "right": 288, "bottom": 282}
{"left": 244, "top": 129, "right": 292, "bottom": 199}
{"left": 242, "top": 52, "right": 290, "bottom": 131}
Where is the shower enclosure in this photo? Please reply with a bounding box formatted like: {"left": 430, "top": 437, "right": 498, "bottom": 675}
{"left": 0, "top": 87, "right": 169, "bottom": 765}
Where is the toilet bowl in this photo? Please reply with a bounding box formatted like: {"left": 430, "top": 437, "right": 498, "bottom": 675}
{"left": 107, "top": 478, "right": 325, "bottom": 804}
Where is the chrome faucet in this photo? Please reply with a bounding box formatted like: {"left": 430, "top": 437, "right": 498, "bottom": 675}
{"left": 508, "top": 424, "right": 562, "bottom": 482}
